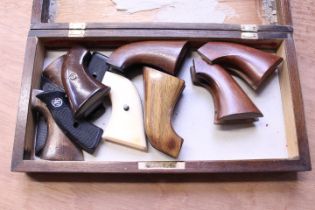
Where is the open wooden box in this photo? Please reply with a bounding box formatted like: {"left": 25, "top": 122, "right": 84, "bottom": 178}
{"left": 11, "top": 0, "right": 311, "bottom": 173}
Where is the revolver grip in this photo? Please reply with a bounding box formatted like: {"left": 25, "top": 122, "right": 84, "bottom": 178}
{"left": 107, "top": 41, "right": 188, "bottom": 75}
{"left": 43, "top": 55, "right": 65, "bottom": 88}
{"left": 144, "top": 67, "right": 184, "bottom": 158}
{"left": 191, "top": 58, "right": 263, "bottom": 124}
{"left": 87, "top": 52, "right": 147, "bottom": 151}
{"left": 36, "top": 90, "right": 103, "bottom": 154}
{"left": 198, "top": 42, "right": 283, "bottom": 90}
{"left": 61, "top": 47, "right": 110, "bottom": 119}
{"left": 32, "top": 90, "right": 84, "bottom": 161}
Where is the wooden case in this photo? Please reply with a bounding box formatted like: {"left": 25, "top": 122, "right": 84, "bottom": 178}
{"left": 11, "top": 0, "right": 311, "bottom": 173}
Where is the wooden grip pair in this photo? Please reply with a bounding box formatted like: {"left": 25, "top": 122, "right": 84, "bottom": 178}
{"left": 192, "top": 42, "right": 283, "bottom": 124}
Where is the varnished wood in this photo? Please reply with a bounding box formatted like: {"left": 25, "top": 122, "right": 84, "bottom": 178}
{"left": 1, "top": 0, "right": 315, "bottom": 210}
{"left": 197, "top": 42, "right": 283, "bottom": 90}
{"left": 31, "top": 90, "right": 84, "bottom": 161}
{"left": 191, "top": 58, "right": 262, "bottom": 124}
{"left": 61, "top": 47, "right": 111, "bottom": 119}
{"left": 144, "top": 67, "right": 185, "bottom": 158}
{"left": 107, "top": 41, "right": 188, "bottom": 75}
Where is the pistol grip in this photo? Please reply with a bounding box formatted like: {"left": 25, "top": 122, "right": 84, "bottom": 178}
{"left": 43, "top": 55, "right": 65, "bottom": 88}
{"left": 191, "top": 58, "right": 263, "bottom": 124}
{"left": 107, "top": 41, "right": 188, "bottom": 75}
{"left": 61, "top": 47, "right": 110, "bottom": 119}
{"left": 36, "top": 91, "right": 103, "bottom": 154}
{"left": 198, "top": 42, "right": 283, "bottom": 89}
{"left": 101, "top": 72, "right": 147, "bottom": 151}
{"left": 144, "top": 67, "right": 184, "bottom": 158}
{"left": 31, "top": 90, "right": 83, "bottom": 161}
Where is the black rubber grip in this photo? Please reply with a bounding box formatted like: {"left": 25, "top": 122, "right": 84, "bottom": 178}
{"left": 41, "top": 76, "right": 64, "bottom": 92}
{"left": 87, "top": 52, "right": 110, "bottom": 82}
{"left": 36, "top": 91, "right": 103, "bottom": 154}
{"left": 35, "top": 115, "right": 48, "bottom": 155}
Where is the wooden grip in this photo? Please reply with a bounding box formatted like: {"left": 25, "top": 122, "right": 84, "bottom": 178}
{"left": 191, "top": 58, "right": 263, "bottom": 124}
{"left": 107, "top": 41, "right": 188, "bottom": 75}
{"left": 31, "top": 90, "right": 83, "bottom": 161}
{"left": 144, "top": 67, "right": 184, "bottom": 158}
{"left": 198, "top": 42, "right": 283, "bottom": 89}
{"left": 43, "top": 55, "right": 65, "bottom": 87}
{"left": 61, "top": 47, "right": 110, "bottom": 119}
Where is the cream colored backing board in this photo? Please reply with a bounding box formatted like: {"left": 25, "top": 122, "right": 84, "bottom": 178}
{"left": 41, "top": 50, "right": 287, "bottom": 162}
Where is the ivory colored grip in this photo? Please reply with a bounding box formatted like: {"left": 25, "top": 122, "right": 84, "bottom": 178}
{"left": 31, "top": 90, "right": 83, "bottom": 161}
{"left": 107, "top": 41, "right": 188, "bottom": 75}
{"left": 191, "top": 58, "right": 263, "bottom": 124}
{"left": 101, "top": 72, "right": 147, "bottom": 151}
{"left": 144, "top": 67, "right": 185, "bottom": 158}
{"left": 198, "top": 42, "right": 283, "bottom": 89}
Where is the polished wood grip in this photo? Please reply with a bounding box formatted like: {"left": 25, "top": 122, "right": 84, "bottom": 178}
{"left": 144, "top": 67, "right": 184, "bottom": 158}
{"left": 43, "top": 55, "right": 65, "bottom": 87}
{"left": 197, "top": 42, "right": 283, "bottom": 89}
{"left": 107, "top": 41, "right": 188, "bottom": 75}
{"left": 61, "top": 47, "right": 110, "bottom": 119}
{"left": 191, "top": 58, "right": 263, "bottom": 124}
{"left": 31, "top": 90, "right": 84, "bottom": 161}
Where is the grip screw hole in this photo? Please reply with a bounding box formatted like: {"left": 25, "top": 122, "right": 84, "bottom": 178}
{"left": 73, "top": 122, "right": 79, "bottom": 128}
{"left": 123, "top": 104, "right": 129, "bottom": 111}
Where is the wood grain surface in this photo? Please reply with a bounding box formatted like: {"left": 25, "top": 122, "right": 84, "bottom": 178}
{"left": 0, "top": 1, "right": 315, "bottom": 210}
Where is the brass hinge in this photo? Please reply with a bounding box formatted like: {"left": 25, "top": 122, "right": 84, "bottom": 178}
{"left": 241, "top": 24, "right": 258, "bottom": 39}
{"left": 68, "top": 23, "right": 86, "bottom": 37}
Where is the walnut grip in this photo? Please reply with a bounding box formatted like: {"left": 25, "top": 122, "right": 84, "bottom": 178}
{"left": 198, "top": 42, "right": 283, "bottom": 89}
{"left": 31, "top": 90, "right": 84, "bottom": 161}
{"left": 191, "top": 58, "right": 263, "bottom": 124}
{"left": 144, "top": 67, "right": 184, "bottom": 158}
{"left": 61, "top": 47, "right": 110, "bottom": 119}
{"left": 107, "top": 41, "right": 188, "bottom": 75}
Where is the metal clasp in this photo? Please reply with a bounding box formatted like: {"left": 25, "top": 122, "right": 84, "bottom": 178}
{"left": 68, "top": 23, "right": 86, "bottom": 37}
{"left": 241, "top": 24, "right": 258, "bottom": 39}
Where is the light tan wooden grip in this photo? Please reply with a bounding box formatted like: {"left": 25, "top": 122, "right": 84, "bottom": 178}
{"left": 198, "top": 42, "right": 283, "bottom": 90}
{"left": 31, "top": 90, "right": 84, "bottom": 161}
{"left": 191, "top": 58, "right": 263, "bottom": 124}
{"left": 144, "top": 67, "right": 185, "bottom": 158}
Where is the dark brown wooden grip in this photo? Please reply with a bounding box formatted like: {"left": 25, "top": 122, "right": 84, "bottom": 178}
{"left": 191, "top": 58, "right": 263, "bottom": 124}
{"left": 61, "top": 47, "right": 110, "bottom": 119}
{"left": 31, "top": 90, "right": 84, "bottom": 161}
{"left": 197, "top": 42, "right": 283, "bottom": 89}
{"left": 107, "top": 41, "right": 188, "bottom": 75}
{"left": 144, "top": 67, "right": 184, "bottom": 158}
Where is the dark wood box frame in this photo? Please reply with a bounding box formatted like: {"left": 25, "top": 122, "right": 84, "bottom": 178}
{"left": 11, "top": 0, "right": 311, "bottom": 173}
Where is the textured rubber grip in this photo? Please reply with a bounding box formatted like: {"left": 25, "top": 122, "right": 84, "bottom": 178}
{"left": 41, "top": 76, "right": 64, "bottom": 92}
{"left": 87, "top": 52, "right": 110, "bottom": 82}
{"left": 35, "top": 115, "right": 48, "bottom": 155}
{"left": 36, "top": 91, "right": 103, "bottom": 154}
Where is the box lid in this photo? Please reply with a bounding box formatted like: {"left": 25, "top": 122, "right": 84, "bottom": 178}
{"left": 30, "top": 0, "right": 293, "bottom": 33}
